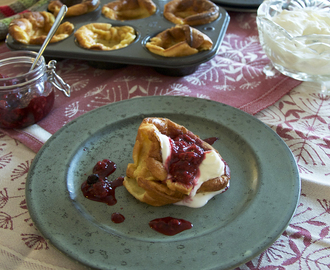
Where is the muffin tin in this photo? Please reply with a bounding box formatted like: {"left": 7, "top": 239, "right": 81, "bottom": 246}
{"left": 5, "top": 0, "right": 230, "bottom": 76}
{"left": 213, "top": 0, "right": 263, "bottom": 10}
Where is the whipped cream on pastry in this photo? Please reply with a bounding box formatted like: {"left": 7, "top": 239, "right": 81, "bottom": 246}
{"left": 156, "top": 130, "right": 227, "bottom": 208}
{"left": 123, "top": 117, "right": 230, "bottom": 207}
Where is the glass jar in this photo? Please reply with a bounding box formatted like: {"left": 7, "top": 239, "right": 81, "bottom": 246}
{"left": 0, "top": 51, "right": 70, "bottom": 129}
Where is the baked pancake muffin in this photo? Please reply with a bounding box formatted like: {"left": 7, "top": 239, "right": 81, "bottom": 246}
{"left": 145, "top": 24, "right": 213, "bottom": 57}
{"left": 102, "top": 0, "right": 157, "bottom": 20}
{"left": 8, "top": 11, "right": 74, "bottom": 45}
{"left": 48, "top": 0, "right": 100, "bottom": 17}
{"left": 164, "top": 0, "right": 219, "bottom": 26}
{"left": 124, "top": 117, "right": 230, "bottom": 207}
{"left": 74, "top": 23, "right": 136, "bottom": 50}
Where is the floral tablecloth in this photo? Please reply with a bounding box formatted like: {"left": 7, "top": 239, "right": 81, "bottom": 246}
{"left": 1, "top": 10, "right": 329, "bottom": 270}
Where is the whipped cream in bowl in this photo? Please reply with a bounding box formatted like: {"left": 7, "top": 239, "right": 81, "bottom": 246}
{"left": 257, "top": 0, "right": 330, "bottom": 86}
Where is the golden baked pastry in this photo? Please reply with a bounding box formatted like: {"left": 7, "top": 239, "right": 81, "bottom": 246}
{"left": 124, "top": 117, "right": 230, "bottom": 207}
{"left": 164, "top": 0, "right": 219, "bottom": 26}
{"left": 74, "top": 23, "right": 136, "bottom": 50}
{"left": 102, "top": 0, "right": 157, "bottom": 20}
{"left": 8, "top": 11, "right": 74, "bottom": 45}
{"left": 145, "top": 24, "right": 213, "bottom": 57}
{"left": 102, "top": 0, "right": 156, "bottom": 20}
{"left": 48, "top": 0, "right": 100, "bottom": 17}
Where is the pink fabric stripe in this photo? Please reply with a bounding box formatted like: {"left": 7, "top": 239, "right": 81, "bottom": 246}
{"left": 239, "top": 76, "right": 300, "bottom": 114}
{"left": 0, "top": 6, "right": 16, "bottom": 17}
{"left": 1, "top": 128, "right": 45, "bottom": 153}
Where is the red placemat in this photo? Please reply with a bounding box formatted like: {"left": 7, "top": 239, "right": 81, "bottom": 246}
{"left": 0, "top": 12, "right": 302, "bottom": 152}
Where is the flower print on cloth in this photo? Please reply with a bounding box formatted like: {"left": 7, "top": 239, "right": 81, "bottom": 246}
{"left": 256, "top": 82, "right": 330, "bottom": 183}
{"left": 11, "top": 160, "right": 31, "bottom": 182}
{"left": 237, "top": 188, "right": 330, "bottom": 270}
{"left": 21, "top": 233, "right": 49, "bottom": 250}
{"left": 0, "top": 132, "right": 83, "bottom": 269}
{"left": 0, "top": 152, "right": 12, "bottom": 169}
{"left": 0, "top": 11, "right": 302, "bottom": 152}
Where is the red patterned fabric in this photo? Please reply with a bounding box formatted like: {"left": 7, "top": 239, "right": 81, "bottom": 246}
{"left": 0, "top": 12, "right": 302, "bottom": 152}
{"left": 0, "top": 6, "right": 16, "bottom": 17}
{"left": 1, "top": 82, "right": 329, "bottom": 269}
{"left": 0, "top": 10, "right": 329, "bottom": 270}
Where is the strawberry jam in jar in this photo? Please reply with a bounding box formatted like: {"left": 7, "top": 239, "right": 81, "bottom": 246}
{"left": 0, "top": 51, "right": 70, "bottom": 129}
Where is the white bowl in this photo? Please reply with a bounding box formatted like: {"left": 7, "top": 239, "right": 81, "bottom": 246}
{"left": 257, "top": 0, "right": 330, "bottom": 82}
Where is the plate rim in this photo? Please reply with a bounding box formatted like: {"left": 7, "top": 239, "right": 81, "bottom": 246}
{"left": 26, "top": 96, "right": 301, "bottom": 270}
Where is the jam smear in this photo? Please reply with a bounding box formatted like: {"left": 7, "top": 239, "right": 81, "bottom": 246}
{"left": 93, "top": 159, "right": 117, "bottom": 178}
{"left": 111, "top": 212, "right": 125, "bottom": 223}
{"left": 167, "top": 133, "right": 206, "bottom": 185}
{"left": 81, "top": 159, "right": 124, "bottom": 206}
{"left": 149, "top": 216, "right": 193, "bottom": 236}
{"left": 203, "top": 137, "right": 219, "bottom": 145}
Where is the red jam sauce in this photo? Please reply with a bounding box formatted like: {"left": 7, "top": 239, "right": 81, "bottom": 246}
{"left": 111, "top": 212, "right": 125, "bottom": 223}
{"left": 166, "top": 133, "right": 207, "bottom": 186}
{"left": 149, "top": 216, "right": 193, "bottom": 236}
{"left": 0, "top": 91, "right": 55, "bottom": 129}
{"left": 82, "top": 160, "right": 194, "bottom": 233}
{"left": 203, "top": 137, "right": 219, "bottom": 145}
{"left": 93, "top": 159, "right": 117, "bottom": 178}
{"left": 81, "top": 159, "right": 124, "bottom": 206}
{"left": 0, "top": 74, "right": 54, "bottom": 129}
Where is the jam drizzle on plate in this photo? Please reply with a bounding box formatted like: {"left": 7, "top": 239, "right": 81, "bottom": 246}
{"left": 149, "top": 216, "right": 193, "bottom": 236}
{"left": 203, "top": 137, "right": 219, "bottom": 145}
{"left": 82, "top": 159, "right": 194, "bottom": 232}
{"left": 81, "top": 159, "right": 124, "bottom": 206}
{"left": 111, "top": 212, "right": 125, "bottom": 223}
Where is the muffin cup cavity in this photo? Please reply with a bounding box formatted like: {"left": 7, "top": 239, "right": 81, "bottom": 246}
{"left": 8, "top": 11, "right": 74, "bottom": 45}
{"left": 145, "top": 24, "right": 213, "bottom": 57}
{"left": 163, "top": 0, "right": 220, "bottom": 26}
{"left": 74, "top": 23, "right": 137, "bottom": 51}
{"left": 48, "top": 0, "right": 101, "bottom": 17}
{"left": 102, "top": 0, "right": 157, "bottom": 20}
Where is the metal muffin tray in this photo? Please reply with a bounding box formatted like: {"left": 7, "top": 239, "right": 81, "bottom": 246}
{"left": 214, "top": 0, "right": 263, "bottom": 8}
{"left": 213, "top": 0, "right": 263, "bottom": 12}
{"left": 5, "top": 0, "right": 230, "bottom": 76}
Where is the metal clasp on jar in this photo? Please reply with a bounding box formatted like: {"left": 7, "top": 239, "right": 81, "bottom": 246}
{"left": 47, "top": 60, "right": 71, "bottom": 97}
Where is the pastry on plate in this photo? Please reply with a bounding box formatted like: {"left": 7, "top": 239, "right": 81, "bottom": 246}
{"left": 145, "top": 24, "right": 212, "bottom": 57}
{"left": 8, "top": 11, "right": 74, "bottom": 45}
{"left": 102, "top": 0, "right": 157, "bottom": 20}
{"left": 124, "top": 117, "right": 230, "bottom": 207}
{"left": 48, "top": 0, "right": 100, "bottom": 17}
{"left": 164, "top": 0, "right": 219, "bottom": 26}
{"left": 74, "top": 23, "right": 136, "bottom": 50}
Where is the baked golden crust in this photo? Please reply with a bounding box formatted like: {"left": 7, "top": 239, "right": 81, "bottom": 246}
{"left": 8, "top": 11, "right": 74, "bottom": 45}
{"left": 48, "top": 0, "right": 100, "bottom": 17}
{"left": 145, "top": 24, "right": 212, "bottom": 57}
{"left": 74, "top": 23, "right": 136, "bottom": 50}
{"left": 102, "top": 0, "right": 157, "bottom": 20}
{"left": 123, "top": 117, "right": 230, "bottom": 206}
{"left": 164, "top": 0, "right": 219, "bottom": 26}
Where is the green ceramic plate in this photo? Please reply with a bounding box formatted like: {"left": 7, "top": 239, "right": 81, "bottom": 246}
{"left": 26, "top": 96, "right": 300, "bottom": 270}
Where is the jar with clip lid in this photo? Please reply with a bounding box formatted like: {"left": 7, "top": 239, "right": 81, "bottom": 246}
{"left": 0, "top": 50, "right": 70, "bottom": 129}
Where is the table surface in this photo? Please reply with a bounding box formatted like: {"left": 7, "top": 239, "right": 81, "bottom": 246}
{"left": 0, "top": 7, "right": 330, "bottom": 270}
